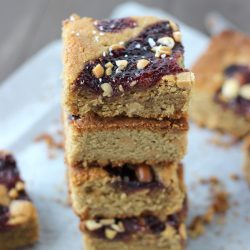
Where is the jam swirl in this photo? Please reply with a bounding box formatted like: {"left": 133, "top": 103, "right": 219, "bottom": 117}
{"left": 104, "top": 164, "right": 163, "bottom": 193}
{"left": 74, "top": 21, "right": 185, "bottom": 96}
{"left": 214, "top": 64, "right": 250, "bottom": 116}
{"left": 95, "top": 17, "right": 137, "bottom": 33}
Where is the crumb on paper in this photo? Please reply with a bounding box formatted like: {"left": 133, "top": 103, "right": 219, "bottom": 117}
{"left": 208, "top": 133, "right": 239, "bottom": 148}
{"left": 35, "top": 132, "right": 64, "bottom": 159}
{"left": 230, "top": 173, "right": 241, "bottom": 181}
{"left": 188, "top": 177, "right": 230, "bottom": 239}
{"left": 200, "top": 176, "right": 220, "bottom": 185}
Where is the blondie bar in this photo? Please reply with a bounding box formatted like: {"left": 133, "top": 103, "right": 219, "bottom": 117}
{"left": 62, "top": 15, "right": 194, "bottom": 120}
{"left": 64, "top": 112, "right": 188, "bottom": 167}
{"left": 0, "top": 151, "right": 39, "bottom": 250}
{"left": 69, "top": 162, "right": 185, "bottom": 219}
{"left": 81, "top": 203, "right": 187, "bottom": 250}
{"left": 191, "top": 30, "right": 250, "bottom": 138}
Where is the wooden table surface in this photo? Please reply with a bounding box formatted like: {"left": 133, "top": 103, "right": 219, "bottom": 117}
{"left": 0, "top": 0, "right": 250, "bottom": 83}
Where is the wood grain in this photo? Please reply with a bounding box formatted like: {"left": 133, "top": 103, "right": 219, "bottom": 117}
{"left": 0, "top": 0, "right": 249, "bottom": 83}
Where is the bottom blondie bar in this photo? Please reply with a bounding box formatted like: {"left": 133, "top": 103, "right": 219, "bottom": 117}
{"left": 0, "top": 151, "right": 39, "bottom": 250}
{"left": 81, "top": 203, "right": 187, "bottom": 250}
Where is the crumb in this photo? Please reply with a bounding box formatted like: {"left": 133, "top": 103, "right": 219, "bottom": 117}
{"left": 35, "top": 133, "right": 64, "bottom": 158}
{"left": 188, "top": 177, "right": 230, "bottom": 239}
{"left": 200, "top": 176, "right": 219, "bottom": 185}
{"left": 208, "top": 134, "right": 239, "bottom": 148}
{"left": 230, "top": 173, "right": 241, "bottom": 181}
{"left": 212, "top": 191, "right": 229, "bottom": 214}
{"left": 188, "top": 216, "right": 206, "bottom": 238}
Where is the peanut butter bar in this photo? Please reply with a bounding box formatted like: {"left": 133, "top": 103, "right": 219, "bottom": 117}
{"left": 81, "top": 203, "right": 187, "bottom": 250}
{"left": 69, "top": 162, "right": 185, "bottom": 219}
{"left": 0, "top": 151, "right": 39, "bottom": 250}
{"left": 62, "top": 15, "right": 194, "bottom": 120}
{"left": 191, "top": 30, "right": 250, "bottom": 138}
{"left": 64, "top": 112, "right": 188, "bottom": 167}
{"left": 243, "top": 136, "right": 250, "bottom": 184}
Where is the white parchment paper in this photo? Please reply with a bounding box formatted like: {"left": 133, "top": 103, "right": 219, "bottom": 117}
{"left": 0, "top": 2, "right": 249, "bottom": 250}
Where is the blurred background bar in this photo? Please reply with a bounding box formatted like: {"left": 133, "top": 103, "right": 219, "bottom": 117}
{"left": 0, "top": 0, "right": 249, "bottom": 83}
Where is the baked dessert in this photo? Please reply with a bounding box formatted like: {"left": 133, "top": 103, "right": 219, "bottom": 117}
{"left": 243, "top": 136, "right": 250, "bottom": 184}
{"left": 64, "top": 112, "right": 188, "bottom": 167}
{"left": 0, "top": 151, "right": 39, "bottom": 250}
{"left": 62, "top": 15, "right": 194, "bottom": 120}
{"left": 69, "top": 162, "right": 185, "bottom": 219}
{"left": 81, "top": 203, "right": 187, "bottom": 250}
{"left": 191, "top": 30, "right": 250, "bottom": 138}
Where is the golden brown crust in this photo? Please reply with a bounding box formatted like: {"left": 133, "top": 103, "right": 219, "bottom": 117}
{"left": 192, "top": 30, "right": 250, "bottom": 93}
{"left": 70, "top": 112, "right": 189, "bottom": 132}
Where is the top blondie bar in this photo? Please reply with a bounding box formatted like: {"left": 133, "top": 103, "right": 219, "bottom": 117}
{"left": 62, "top": 15, "right": 194, "bottom": 120}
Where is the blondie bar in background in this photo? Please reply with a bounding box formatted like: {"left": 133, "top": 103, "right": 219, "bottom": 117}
{"left": 0, "top": 151, "right": 39, "bottom": 250}
{"left": 191, "top": 30, "right": 250, "bottom": 138}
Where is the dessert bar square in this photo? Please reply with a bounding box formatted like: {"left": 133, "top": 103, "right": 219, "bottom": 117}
{"left": 62, "top": 15, "right": 194, "bottom": 120}
{"left": 68, "top": 162, "right": 185, "bottom": 219}
{"left": 81, "top": 204, "right": 187, "bottom": 250}
{"left": 191, "top": 30, "right": 250, "bottom": 138}
{"left": 243, "top": 136, "right": 250, "bottom": 184}
{"left": 64, "top": 112, "right": 188, "bottom": 167}
{"left": 0, "top": 151, "right": 39, "bottom": 250}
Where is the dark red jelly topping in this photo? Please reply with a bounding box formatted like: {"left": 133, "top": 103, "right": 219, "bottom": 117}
{"left": 0, "top": 153, "right": 29, "bottom": 199}
{"left": 104, "top": 164, "right": 163, "bottom": 193}
{"left": 74, "top": 21, "right": 184, "bottom": 97}
{"left": 91, "top": 215, "right": 166, "bottom": 240}
{"left": 214, "top": 64, "right": 250, "bottom": 116}
{"left": 95, "top": 17, "right": 137, "bottom": 33}
{"left": 89, "top": 209, "right": 185, "bottom": 241}
{"left": 0, "top": 205, "right": 10, "bottom": 230}
{"left": 0, "top": 153, "right": 20, "bottom": 189}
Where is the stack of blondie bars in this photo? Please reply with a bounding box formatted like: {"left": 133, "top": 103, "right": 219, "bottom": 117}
{"left": 62, "top": 15, "right": 194, "bottom": 250}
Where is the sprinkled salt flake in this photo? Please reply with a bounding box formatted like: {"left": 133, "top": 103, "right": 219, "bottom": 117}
{"left": 99, "top": 78, "right": 102, "bottom": 83}
{"left": 143, "top": 46, "right": 147, "bottom": 50}
{"left": 99, "top": 32, "right": 104, "bottom": 36}
{"left": 94, "top": 20, "right": 98, "bottom": 25}
{"left": 116, "top": 68, "right": 122, "bottom": 74}
{"left": 99, "top": 26, "right": 104, "bottom": 31}
{"left": 135, "top": 44, "right": 141, "bottom": 49}
{"left": 124, "top": 55, "right": 128, "bottom": 58}
{"left": 80, "top": 80, "right": 84, "bottom": 85}
{"left": 75, "top": 32, "right": 80, "bottom": 36}
{"left": 110, "top": 24, "right": 115, "bottom": 28}
{"left": 148, "top": 38, "right": 156, "bottom": 47}
{"left": 161, "top": 54, "right": 166, "bottom": 59}
{"left": 119, "top": 41, "right": 125, "bottom": 45}
{"left": 69, "top": 14, "right": 80, "bottom": 21}
{"left": 92, "top": 30, "right": 97, "bottom": 34}
{"left": 103, "top": 51, "right": 106, "bottom": 57}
